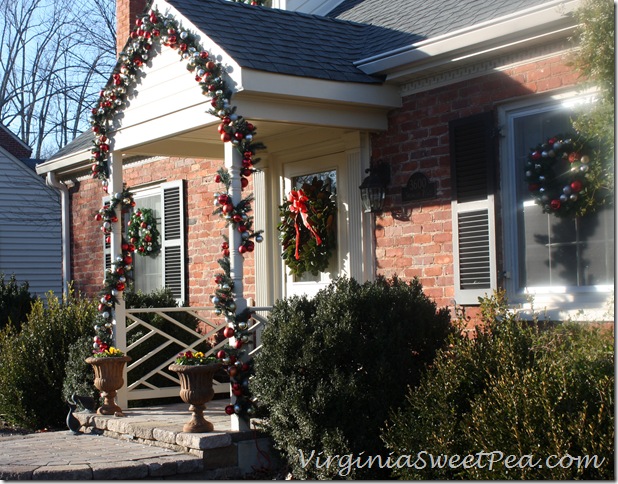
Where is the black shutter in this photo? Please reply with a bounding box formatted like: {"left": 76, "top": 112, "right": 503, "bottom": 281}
{"left": 449, "top": 112, "right": 497, "bottom": 304}
{"left": 162, "top": 181, "right": 185, "bottom": 302}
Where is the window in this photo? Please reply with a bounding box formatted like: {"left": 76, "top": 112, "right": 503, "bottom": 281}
{"left": 104, "top": 180, "right": 185, "bottom": 302}
{"left": 501, "top": 96, "right": 614, "bottom": 316}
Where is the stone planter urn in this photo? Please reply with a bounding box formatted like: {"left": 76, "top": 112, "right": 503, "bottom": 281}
{"left": 168, "top": 362, "right": 221, "bottom": 433}
{"left": 85, "top": 356, "right": 131, "bottom": 415}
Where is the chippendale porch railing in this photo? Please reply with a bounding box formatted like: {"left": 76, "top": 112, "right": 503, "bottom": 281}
{"left": 115, "top": 305, "right": 271, "bottom": 408}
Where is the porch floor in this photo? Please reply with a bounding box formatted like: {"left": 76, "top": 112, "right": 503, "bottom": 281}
{"left": 0, "top": 399, "right": 277, "bottom": 480}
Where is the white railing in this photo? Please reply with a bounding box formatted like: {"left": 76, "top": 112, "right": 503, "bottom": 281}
{"left": 124, "top": 305, "right": 271, "bottom": 402}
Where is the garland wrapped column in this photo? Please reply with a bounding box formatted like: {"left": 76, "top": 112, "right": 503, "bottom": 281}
{"left": 224, "top": 143, "right": 249, "bottom": 432}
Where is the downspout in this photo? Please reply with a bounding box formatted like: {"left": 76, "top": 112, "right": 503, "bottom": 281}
{"left": 46, "top": 172, "right": 71, "bottom": 297}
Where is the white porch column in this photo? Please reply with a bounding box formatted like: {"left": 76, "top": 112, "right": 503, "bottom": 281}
{"left": 225, "top": 142, "right": 250, "bottom": 432}
{"left": 343, "top": 132, "right": 374, "bottom": 282}
{"left": 109, "top": 151, "right": 128, "bottom": 410}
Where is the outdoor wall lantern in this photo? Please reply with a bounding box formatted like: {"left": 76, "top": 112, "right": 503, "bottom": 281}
{"left": 359, "top": 161, "right": 391, "bottom": 213}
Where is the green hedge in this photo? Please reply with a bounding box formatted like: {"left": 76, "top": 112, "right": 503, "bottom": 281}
{"left": 0, "top": 291, "right": 97, "bottom": 430}
{"left": 382, "top": 291, "right": 614, "bottom": 480}
{"left": 252, "top": 276, "right": 453, "bottom": 479}
{"left": 0, "top": 273, "right": 36, "bottom": 333}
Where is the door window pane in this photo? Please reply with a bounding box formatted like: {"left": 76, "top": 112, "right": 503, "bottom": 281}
{"left": 291, "top": 170, "right": 337, "bottom": 283}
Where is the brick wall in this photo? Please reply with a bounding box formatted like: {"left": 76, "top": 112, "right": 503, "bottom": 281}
{"left": 69, "top": 156, "right": 256, "bottom": 309}
{"left": 0, "top": 125, "right": 32, "bottom": 159}
{"left": 370, "top": 52, "right": 580, "bottom": 312}
{"left": 116, "top": 0, "right": 148, "bottom": 55}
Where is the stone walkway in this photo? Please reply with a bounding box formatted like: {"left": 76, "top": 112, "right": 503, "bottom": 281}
{"left": 0, "top": 400, "right": 257, "bottom": 480}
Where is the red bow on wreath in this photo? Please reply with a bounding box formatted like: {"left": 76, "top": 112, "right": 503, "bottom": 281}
{"left": 288, "top": 189, "right": 322, "bottom": 260}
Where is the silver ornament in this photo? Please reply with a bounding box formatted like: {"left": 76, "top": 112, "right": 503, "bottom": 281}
{"left": 563, "top": 186, "right": 572, "bottom": 195}
{"left": 569, "top": 194, "right": 578, "bottom": 201}
{"left": 580, "top": 165, "right": 589, "bottom": 172}
{"left": 560, "top": 194, "right": 568, "bottom": 202}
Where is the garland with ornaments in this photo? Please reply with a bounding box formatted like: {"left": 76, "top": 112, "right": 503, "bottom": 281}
{"left": 525, "top": 133, "right": 610, "bottom": 218}
{"left": 128, "top": 208, "right": 161, "bottom": 256}
{"left": 89, "top": 2, "right": 266, "bottom": 417}
{"left": 278, "top": 177, "right": 336, "bottom": 277}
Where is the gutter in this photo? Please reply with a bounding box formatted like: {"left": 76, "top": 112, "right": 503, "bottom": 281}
{"left": 46, "top": 172, "right": 71, "bottom": 296}
{"left": 354, "top": 0, "right": 581, "bottom": 80}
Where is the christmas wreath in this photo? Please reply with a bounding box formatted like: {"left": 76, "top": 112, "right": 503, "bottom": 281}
{"left": 278, "top": 177, "right": 336, "bottom": 277}
{"left": 128, "top": 208, "right": 161, "bottom": 256}
{"left": 525, "top": 134, "right": 610, "bottom": 218}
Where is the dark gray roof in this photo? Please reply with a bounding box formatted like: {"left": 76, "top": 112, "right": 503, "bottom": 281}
{"left": 165, "top": 0, "right": 417, "bottom": 83}
{"left": 327, "top": 0, "right": 553, "bottom": 56}
{"left": 45, "top": 130, "right": 93, "bottom": 162}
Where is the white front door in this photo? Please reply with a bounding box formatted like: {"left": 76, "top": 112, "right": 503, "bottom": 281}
{"left": 282, "top": 153, "right": 349, "bottom": 299}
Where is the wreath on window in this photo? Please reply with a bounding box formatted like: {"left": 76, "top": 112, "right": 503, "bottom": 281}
{"left": 277, "top": 177, "right": 336, "bottom": 277}
{"left": 128, "top": 208, "right": 161, "bottom": 256}
{"left": 525, "top": 134, "right": 610, "bottom": 218}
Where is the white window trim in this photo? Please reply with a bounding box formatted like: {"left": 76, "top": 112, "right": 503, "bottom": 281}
{"left": 498, "top": 91, "right": 614, "bottom": 322}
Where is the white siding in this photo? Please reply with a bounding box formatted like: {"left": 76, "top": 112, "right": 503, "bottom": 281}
{"left": 0, "top": 147, "right": 63, "bottom": 297}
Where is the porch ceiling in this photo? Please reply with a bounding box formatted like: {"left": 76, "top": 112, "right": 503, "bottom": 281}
{"left": 116, "top": 120, "right": 314, "bottom": 159}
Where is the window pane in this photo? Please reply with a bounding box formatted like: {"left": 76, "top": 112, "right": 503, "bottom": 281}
{"left": 291, "top": 170, "right": 337, "bottom": 283}
{"left": 513, "top": 109, "right": 614, "bottom": 289}
{"left": 132, "top": 194, "right": 163, "bottom": 294}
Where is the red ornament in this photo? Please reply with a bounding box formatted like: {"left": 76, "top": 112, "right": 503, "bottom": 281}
{"left": 225, "top": 405, "right": 235, "bottom": 415}
{"left": 238, "top": 245, "right": 248, "bottom": 254}
{"left": 222, "top": 203, "right": 234, "bottom": 214}
{"left": 221, "top": 132, "right": 231, "bottom": 142}
{"left": 570, "top": 180, "right": 583, "bottom": 193}
{"left": 241, "top": 177, "right": 249, "bottom": 188}
{"left": 223, "top": 327, "right": 235, "bottom": 338}
{"left": 235, "top": 340, "right": 243, "bottom": 349}
{"left": 550, "top": 199, "right": 561, "bottom": 210}
{"left": 216, "top": 350, "right": 227, "bottom": 359}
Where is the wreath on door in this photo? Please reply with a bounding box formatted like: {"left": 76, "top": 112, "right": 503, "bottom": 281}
{"left": 128, "top": 208, "right": 161, "bottom": 256}
{"left": 278, "top": 177, "right": 337, "bottom": 277}
{"left": 524, "top": 133, "right": 610, "bottom": 218}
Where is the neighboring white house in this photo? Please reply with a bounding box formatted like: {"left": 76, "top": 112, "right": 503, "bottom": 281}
{"left": 0, "top": 124, "right": 64, "bottom": 298}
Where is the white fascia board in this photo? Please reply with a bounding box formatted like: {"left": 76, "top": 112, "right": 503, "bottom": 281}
{"left": 273, "top": 0, "right": 346, "bottom": 15}
{"left": 357, "top": 0, "right": 581, "bottom": 80}
{"left": 36, "top": 148, "right": 91, "bottom": 177}
{"left": 238, "top": 69, "right": 401, "bottom": 109}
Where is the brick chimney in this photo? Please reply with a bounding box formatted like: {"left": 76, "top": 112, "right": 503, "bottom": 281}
{"left": 116, "top": 0, "right": 148, "bottom": 55}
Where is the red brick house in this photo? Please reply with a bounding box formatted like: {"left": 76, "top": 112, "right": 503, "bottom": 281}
{"left": 36, "top": 0, "right": 614, "bottom": 330}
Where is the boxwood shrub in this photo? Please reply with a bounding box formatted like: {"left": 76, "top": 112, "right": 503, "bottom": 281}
{"left": 0, "top": 290, "right": 97, "bottom": 430}
{"left": 382, "top": 291, "right": 614, "bottom": 480}
{"left": 251, "top": 276, "right": 453, "bottom": 479}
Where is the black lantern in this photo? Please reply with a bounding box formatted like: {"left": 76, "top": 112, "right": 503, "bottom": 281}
{"left": 359, "top": 162, "right": 390, "bottom": 213}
